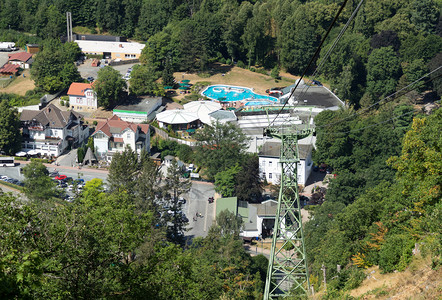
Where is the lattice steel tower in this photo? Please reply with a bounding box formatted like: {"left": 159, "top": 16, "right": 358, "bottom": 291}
{"left": 264, "top": 125, "right": 314, "bottom": 299}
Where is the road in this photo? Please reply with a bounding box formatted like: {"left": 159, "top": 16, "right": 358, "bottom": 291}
{"left": 185, "top": 181, "right": 216, "bottom": 239}
{"left": 0, "top": 163, "right": 216, "bottom": 239}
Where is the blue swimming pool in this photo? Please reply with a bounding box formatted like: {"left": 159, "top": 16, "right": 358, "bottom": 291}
{"left": 202, "top": 85, "right": 278, "bottom": 104}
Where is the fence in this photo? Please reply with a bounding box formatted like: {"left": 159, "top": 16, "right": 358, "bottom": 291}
{"left": 0, "top": 77, "right": 14, "bottom": 88}
{"left": 109, "top": 59, "right": 139, "bottom": 66}
{"left": 152, "top": 127, "right": 196, "bottom": 146}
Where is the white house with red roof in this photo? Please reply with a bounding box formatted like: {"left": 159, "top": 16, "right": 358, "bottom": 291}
{"left": 92, "top": 115, "right": 150, "bottom": 161}
{"left": 8, "top": 52, "right": 33, "bottom": 69}
{"left": 67, "top": 82, "right": 98, "bottom": 110}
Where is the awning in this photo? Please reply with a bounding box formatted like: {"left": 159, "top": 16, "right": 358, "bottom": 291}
{"left": 27, "top": 149, "right": 38, "bottom": 155}
{"left": 15, "top": 151, "right": 28, "bottom": 157}
{"left": 181, "top": 79, "right": 190, "bottom": 83}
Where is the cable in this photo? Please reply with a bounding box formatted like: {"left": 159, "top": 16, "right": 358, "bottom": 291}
{"left": 316, "top": 66, "right": 442, "bottom": 128}
{"left": 267, "top": 0, "right": 350, "bottom": 129}
{"left": 316, "top": 99, "right": 441, "bottom": 135}
{"left": 297, "top": 0, "right": 365, "bottom": 102}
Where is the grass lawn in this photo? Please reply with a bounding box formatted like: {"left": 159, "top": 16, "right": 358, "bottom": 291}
{"left": 0, "top": 70, "right": 35, "bottom": 96}
{"left": 172, "top": 64, "right": 300, "bottom": 101}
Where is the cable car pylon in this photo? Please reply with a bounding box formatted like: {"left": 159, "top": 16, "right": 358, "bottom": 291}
{"left": 263, "top": 122, "right": 314, "bottom": 299}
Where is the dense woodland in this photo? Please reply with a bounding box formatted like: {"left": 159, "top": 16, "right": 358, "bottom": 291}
{"left": 0, "top": 0, "right": 441, "bottom": 298}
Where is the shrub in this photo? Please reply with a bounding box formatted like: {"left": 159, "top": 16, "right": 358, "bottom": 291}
{"left": 219, "top": 57, "right": 226, "bottom": 64}
{"left": 226, "top": 58, "right": 232, "bottom": 65}
{"left": 60, "top": 100, "right": 65, "bottom": 106}
{"left": 61, "top": 96, "right": 69, "bottom": 101}
{"left": 379, "top": 234, "right": 415, "bottom": 273}
{"left": 250, "top": 67, "right": 256, "bottom": 72}
{"left": 237, "top": 60, "right": 246, "bottom": 68}
{"left": 93, "top": 120, "right": 98, "bottom": 126}
{"left": 30, "top": 158, "right": 50, "bottom": 163}
{"left": 271, "top": 66, "right": 281, "bottom": 79}
{"left": 256, "top": 68, "right": 268, "bottom": 75}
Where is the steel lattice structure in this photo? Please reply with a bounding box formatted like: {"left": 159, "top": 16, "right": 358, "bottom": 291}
{"left": 264, "top": 127, "right": 314, "bottom": 300}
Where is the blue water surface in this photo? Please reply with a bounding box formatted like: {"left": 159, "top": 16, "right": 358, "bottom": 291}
{"left": 202, "top": 85, "right": 278, "bottom": 103}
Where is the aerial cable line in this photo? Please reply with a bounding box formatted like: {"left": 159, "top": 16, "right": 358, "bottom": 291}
{"left": 267, "top": 0, "right": 350, "bottom": 128}
{"left": 316, "top": 66, "right": 442, "bottom": 128}
{"left": 298, "top": 0, "right": 365, "bottom": 101}
{"left": 318, "top": 99, "right": 441, "bottom": 136}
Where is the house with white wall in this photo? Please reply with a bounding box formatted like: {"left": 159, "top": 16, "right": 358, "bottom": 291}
{"left": 91, "top": 115, "right": 150, "bottom": 161}
{"left": 258, "top": 141, "right": 313, "bottom": 186}
{"left": 8, "top": 52, "right": 33, "bottom": 69}
{"left": 20, "top": 104, "right": 89, "bottom": 157}
{"left": 67, "top": 82, "right": 98, "bottom": 110}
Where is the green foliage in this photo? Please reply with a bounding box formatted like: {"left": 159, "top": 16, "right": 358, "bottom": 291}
{"left": 129, "top": 64, "right": 165, "bottom": 96}
{"left": 271, "top": 65, "right": 280, "bottom": 79}
{"left": 378, "top": 234, "right": 415, "bottom": 273}
{"left": 94, "top": 66, "right": 127, "bottom": 109}
{"left": 215, "top": 164, "right": 242, "bottom": 197}
{"left": 22, "top": 161, "right": 56, "bottom": 202}
{"left": 31, "top": 40, "right": 81, "bottom": 93}
{"left": 194, "top": 122, "right": 250, "bottom": 181}
{"left": 236, "top": 154, "right": 263, "bottom": 202}
{"left": 0, "top": 101, "right": 21, "bottom": 155}
{"left": 216, "top": 209, "right": 244, "bottom": 237}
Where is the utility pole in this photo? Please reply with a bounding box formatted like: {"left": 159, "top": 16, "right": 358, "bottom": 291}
{"left": 66, "top": 12, "right": 73, "bottom": 42}
{"left": 321, "top": 264, "right": 326, "bottom": 290}
{"left": 263, "top": 126, "right": 313, "bottom": 299}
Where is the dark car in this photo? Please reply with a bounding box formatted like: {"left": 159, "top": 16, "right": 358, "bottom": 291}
{"left": 208, "top": 197, "right": 214, "bottom": 203}
{"left": 87, "top": 76, "right": 94, "bottom": 82}
{"left": 49, "top": 171, "right": 59, "bottom": 177}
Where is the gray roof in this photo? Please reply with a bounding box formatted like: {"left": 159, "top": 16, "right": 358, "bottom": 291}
{"left": 258, "top": 141, "right": 312, "bottom": 160}
{"left": 209, "top": 110, "right": 237, "bottom": 121}
{"left": 82, "top": 147, "right": 97, "bottom": 165}
{"left": 282, "top": 85, "right": 342, "bottom": 108}
{"left": 243, "top": 204, "right": 258, "bottom": 231}
{"left": 114, "top": 97, "right": 162, "bottom": 113}
{"left": 252, "top": 200, "right": 278, "bottom": 217}
{"left": 20, "top": 104, "right": 79, "bottom": 128}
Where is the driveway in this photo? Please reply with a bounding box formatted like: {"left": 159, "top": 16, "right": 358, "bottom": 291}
{"left": 77, "top": 59, "right": 138, "bottom": 81}
{"left": 185, "top": 181, "right": 216, "bottom": 239}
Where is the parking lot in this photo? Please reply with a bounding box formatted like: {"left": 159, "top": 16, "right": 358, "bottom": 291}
{"left": 77, "top": 59, "right": 138, "bottom": 82}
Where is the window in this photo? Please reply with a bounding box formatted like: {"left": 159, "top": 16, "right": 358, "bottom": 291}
{"left": 269, "top": 173, "right": 272, "bottom": 179}
{"left": 269, "top": 161, "right": 272, "bottom": 167}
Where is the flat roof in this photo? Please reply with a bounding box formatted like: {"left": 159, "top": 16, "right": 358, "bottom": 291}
{"left": 114, "top": 97, "right": 162, "bottom": 113}
{"left": 281, "top": 85, "right": 343, "bottom": 108}
{"left": 75, "top": 40, "right": 145, "bottom": 54}
{"left": 258, "top": 141, "right": 312, "bottom": 160}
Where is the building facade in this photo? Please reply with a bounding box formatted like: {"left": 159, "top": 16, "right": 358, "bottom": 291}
{"left": 92, "top": 115, "right": 150, "bottom": 161}
{"left": 67, "top": 82, "right": 98, "bottom": 110}
{"left": 20, "top": 104, "right": 89, "bottom": 157}
{"left": 258, "top": 141, "right": 313, "bottom": 186}
{"left": 8, "top": 52, "right": 33, "bottom": 69}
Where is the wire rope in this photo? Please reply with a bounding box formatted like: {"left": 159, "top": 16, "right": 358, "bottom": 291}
{"left": 267, "top": 0, "right": 350, "bottom": 129}
{"left": 316, "top": 66, "right": 442, "bottom": 128}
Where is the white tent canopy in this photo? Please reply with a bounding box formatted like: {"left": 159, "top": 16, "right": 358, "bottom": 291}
{"left": 183, "top": 101, "right": 222, "bottom": 125}
{"left": 156, "top": 109, "right": 199, "bottom": 125}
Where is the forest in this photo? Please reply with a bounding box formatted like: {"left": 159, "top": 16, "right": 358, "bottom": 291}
{"left": 0, "top": 0, "right": 441, "bottom": 298}
{"left": 0, "top": 0, "right": 441, "bottom": 106}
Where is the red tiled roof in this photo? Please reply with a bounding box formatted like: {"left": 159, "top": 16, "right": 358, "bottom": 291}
{"left": 113, "top": 138, "right": 124, "bottom": 143}
{"left": 93, "top": 115, "right": 149, "bottom": 137}
{"left": 8, "top": 52, "right": 32, "bottom": 62}
{"left": 67, "top": 82, "right": 93, "bottom": 96}
{"left": 0, "top": 64, "right": 20, "bottom": 74}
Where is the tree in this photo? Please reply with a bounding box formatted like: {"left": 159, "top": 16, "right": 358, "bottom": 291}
{"left": 129, "top": 65, "right": 164, "bottom": 96}
{"left": 194, "top": 122, "right": 250, "bottom": 180}
{"left": 107, "top": 146, "right": 139, "bottom": 192}
{"left": 215, "top": 164, "right": 242, "bottom": 198}
{"left": 22, "top": 161, "right": 56, "bottom": 202}
{"left": 60, "top": 62, "right": 81, "bottom": 90}
{"left": 162, "top": 57, "right": 175, "bottom": 87}
{"left": 410, "top": 0, "right": 440, "bottom": 35}
{"left": 366, "top": 46, "right": 401, "bottom": 98}
{"left": 163, "top": 159, "right": 191, "bottom": 245}
{"left": 216, "top": 209, "right": 243, "bottom": 236}
{"left": 94, "top": 66, "right": 127, "bottom": 109}
{"left": 0, "top": 101, "right": 21, "bottom": 155}
{"left": 236, "top": 155, "right": 263, "bottom": 203}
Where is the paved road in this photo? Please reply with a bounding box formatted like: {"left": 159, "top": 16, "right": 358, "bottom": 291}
{"left": 77, "top": 59, "right": 138, "bottom": 81}
{"left": 185, "top": 181, "right": 216, "bottom": 239}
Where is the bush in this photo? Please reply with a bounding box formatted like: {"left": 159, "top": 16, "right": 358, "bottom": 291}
{"left": 271, "top": 66, "right": 281, "bottom": 79}
{"left": 237, "top": 60, "right": 246, "bottom": 68}
{"left": 256, "top": 68, "right": 268, "bottom": 75}
{"left": 250, "top": 67, "right": 256, "bottom": 72}
{"left": 30, "top": 158, "right": 50, "bottom": 163}
{"left": 93, "top": 121, "right": 98, "bottom": 126}
{"left": 60, "top": 100, "right": 65, "bottom": 106}
{"left": 226, "top": 58, "right": 232, "bottom": 65}
{"left": 61, "top": 96, "right": 69, "bottom": 101}
{"left": 219, "top": 57, "right": 226, "bottom": 64}
{"left": 379, "top": 234, "right": 415, "bottom": 273}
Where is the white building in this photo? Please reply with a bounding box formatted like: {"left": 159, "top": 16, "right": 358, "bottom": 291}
{"left": 67, "top": 82, "right": 98, "bottom": 110}
{"left": 258, "top": 141, "right": 313, "bottom": 186}
{"left": 20, "top": 104, "right": 90, "bottom": 157}
{"left": 113, "top": 97, "right": 162, "bottom": 123}
{"left": 91, "top": 115, "right": 150, "bottom": 161}
{"left": 8, "top": 52, "right": 33, "bottom": 69}
{"left": 75, "top": 40, "right": 145, "bottom": 61}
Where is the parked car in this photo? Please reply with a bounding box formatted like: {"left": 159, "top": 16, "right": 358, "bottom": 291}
{"left": 208, "top": 197, "right": 214, "bottom": 203}
{"left": 87, "top": 76, "right": 94, "bottom": 82}
{"left": 55, "top": 175, "right": 67, "bottom": 181}
{"left": 49, "top": 171, "right": 59, "bottom": 177}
